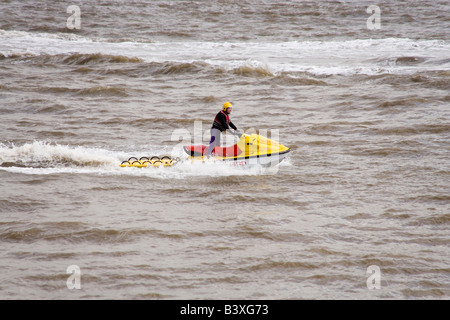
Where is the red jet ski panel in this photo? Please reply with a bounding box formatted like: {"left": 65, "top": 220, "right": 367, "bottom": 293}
{"left": 184, "top": 144, "right": 243, "bottom": 157}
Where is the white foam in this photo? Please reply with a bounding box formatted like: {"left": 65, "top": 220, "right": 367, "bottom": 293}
{"left": 0, "top": 141, "right": 119, "bottom": 167}
{"left": 1, "top": 29, "right": 449, "bottom": 75}
{"left": 0, "top": 141, "right": 280, "bottom": 178}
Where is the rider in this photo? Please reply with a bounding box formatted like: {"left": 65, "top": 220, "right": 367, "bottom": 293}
{"left": 206, "top": 102, "right": 240, "bottom": 157}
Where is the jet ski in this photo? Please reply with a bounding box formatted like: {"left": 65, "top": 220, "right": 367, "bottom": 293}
{"left": 183, "top": 133, "right": 290, "bottom": 167}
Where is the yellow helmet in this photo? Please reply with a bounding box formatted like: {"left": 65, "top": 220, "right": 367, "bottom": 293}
{"left": 222, "top": 102, "right": 232, "bottom": 112}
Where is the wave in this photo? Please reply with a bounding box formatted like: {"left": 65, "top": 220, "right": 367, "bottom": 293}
{"left": 1, "top": 29, "right": 449, "bottom": 76}
{"left": 232, "top": 61, "right": 274, "bottom": 77}
{"left": 271, "top": 72, "right": 328, "bottom": 86}
{"left": 0, "top": 52, "right": 143, "bottom": 65}
{"left": 356, "top": 71, "right": 450, "bottom": 91}
{"left": 0, "top": 221, "right": 157, "bottom": 244}
{"left": 2, "top": 53, "right": 330, "bottom": 86}
{"left": 371, "top": 56, "right": 427, "bottom": 67}
{"left": 394, "top": 56, "right": 426, "bottom": 65}
{"left": 75, "top": 86, "right": 129, "bottom": 97}
{"left": 0, "top": 141, "right": 284, "bottom": 178}
{"left": 145, "top": 61, "right": 209, "bottom": 75}
{"left": 371, "top": 124, "right": 450, "bottom": 136}
{"left": 59, "top": 53, "right": 143, "bottom": 65}
{"left": 0, "top": 52, "right": 35, "bottom": 60}
{"left": 376, "top": 98, "right": 428, "bottom": 109}
{"left": 0, "top": 83, "right": 131, "bottom": 98}
{"left": 0, "top": 141, "right": 119, "bottom": 168}
{"left": 36, "top": 85, "right": 129, "bottom": 97}
{"left": 0, "top": 51, "right": 328, "bottom": 84}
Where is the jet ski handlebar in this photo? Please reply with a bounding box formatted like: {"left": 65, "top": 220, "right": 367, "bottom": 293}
{"left": 228, "top": 129, "right": 244, "bottom": 138}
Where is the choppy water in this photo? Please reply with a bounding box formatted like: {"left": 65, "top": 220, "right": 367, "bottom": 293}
{"left": 0, "top": 0, "right": 449, "bottom": 299}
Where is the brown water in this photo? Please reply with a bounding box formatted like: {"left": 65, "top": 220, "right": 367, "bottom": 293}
{"left": 0, "top": 0, "right": 449, "bottom": 299}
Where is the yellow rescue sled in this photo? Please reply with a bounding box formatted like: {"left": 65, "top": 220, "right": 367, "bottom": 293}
{"left": 120, "top": 156, "right": 179, "bottom": 168}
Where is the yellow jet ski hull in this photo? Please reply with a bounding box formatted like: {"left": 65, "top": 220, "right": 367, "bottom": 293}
{"left": 184, "top": 134, "right": 290, "bottom": 167}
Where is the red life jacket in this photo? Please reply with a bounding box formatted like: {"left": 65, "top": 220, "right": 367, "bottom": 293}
{"left": 213, "top": 110, "right": 230, "bottom": 131}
